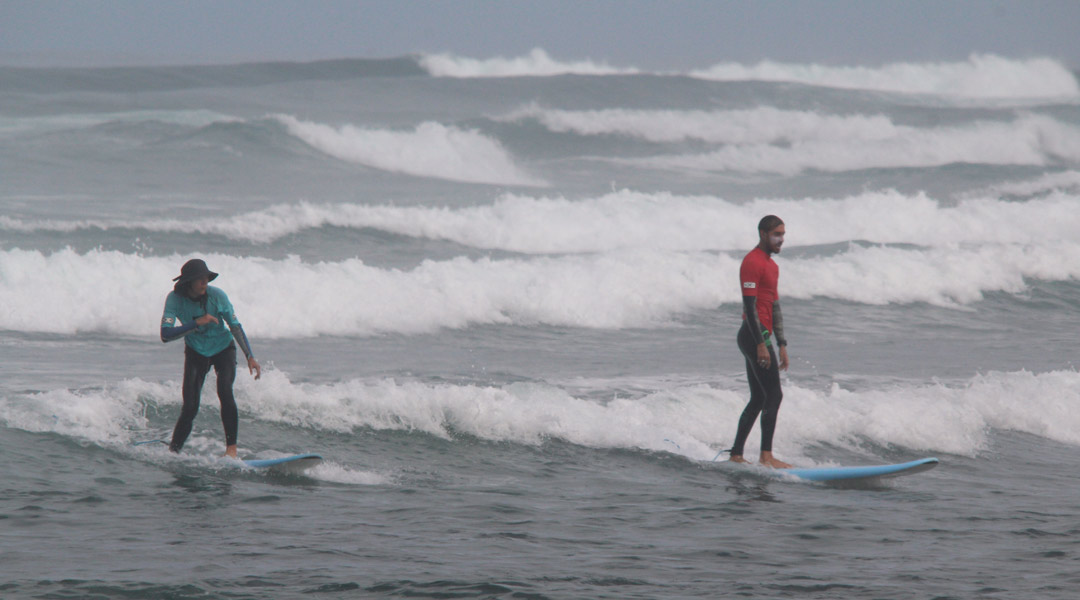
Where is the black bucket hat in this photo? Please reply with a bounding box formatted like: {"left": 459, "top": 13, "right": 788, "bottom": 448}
{"left": 173, "top": 259, "right": 219, "bottom": 286}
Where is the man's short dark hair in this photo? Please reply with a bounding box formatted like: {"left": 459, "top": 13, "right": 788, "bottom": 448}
{"left": 758, "top": 215, "right": 784, "bottom": 233}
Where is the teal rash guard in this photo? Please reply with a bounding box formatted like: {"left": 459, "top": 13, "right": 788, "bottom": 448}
{"left": 160, "top": 286, "right": 254, "bottom": 360}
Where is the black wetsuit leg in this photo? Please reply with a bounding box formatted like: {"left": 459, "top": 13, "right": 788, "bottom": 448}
{"left": 169, "top": 344, "right": 238, "bottom": 452}
{"left": 212, "top": 344, "right": 239, "bottom": 447}
{"left": 171, "top": 345, "right": 211, "bottom": 452}
{"left": 730, "top": 321, "right": 783, "bottom": 457}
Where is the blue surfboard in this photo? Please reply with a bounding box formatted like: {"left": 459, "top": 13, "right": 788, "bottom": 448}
{"left": 783, "top": 457, "right": 939, "bottom": 482}
{"left": 237, "top": 453, "right": 323, "bottom": 474}
{"left": 133, "top": 440, "right": 322, "bottom": 474}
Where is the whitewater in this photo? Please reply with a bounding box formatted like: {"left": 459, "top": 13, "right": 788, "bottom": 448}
{"left": 2, "top": 50, "right": 1080, "bottom": 600}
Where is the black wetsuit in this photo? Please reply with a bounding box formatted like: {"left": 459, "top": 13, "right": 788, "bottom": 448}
{"left": 730, "top": 319, "right": 783, "bottom": 456}
{"left": 160, "top": 285, "right": 254, "bottom": 453}
{"left": 170, "top": 343, "right": 239, "bottom": 453}
{"left": 730, "top": 246, "right": 787, "bottom": 457}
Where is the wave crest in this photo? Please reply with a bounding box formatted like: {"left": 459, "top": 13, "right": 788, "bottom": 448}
{"left": 420, "top": 48, "right": 638, "bottom": 78}
{"left": 421, "top": 49, "right": 1078, "bottom": 99}
{"left": 690, "top": 53, "right": 1080, "bottom": 98}
{"left": 5, "top": 186, "right": 1080, "bottom": 252}
{"left": 7, "top": 370, "right": 1080, "bottom": 462}
{"left": 274, "top": 114, "right": 545, "bottom": 186}
{"left": 3, "top": 240, "right": 1079, "bottom": 338}
{"left": 624, "top": 114, "right": 1080, "bottom": 174}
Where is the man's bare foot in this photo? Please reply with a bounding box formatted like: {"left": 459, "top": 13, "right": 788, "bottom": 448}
{"left": 224, "top": 445, "right": 238, "bottom": 459}
{"left": 729, "top": 455, "right": 750, "bottom": 464}
{"left": 758, "top": 452, "right": 792, "bottom": 469}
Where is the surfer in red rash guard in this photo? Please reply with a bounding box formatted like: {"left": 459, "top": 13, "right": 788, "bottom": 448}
{"left": 729, "top": 215, "right": 792, "bottom": 469}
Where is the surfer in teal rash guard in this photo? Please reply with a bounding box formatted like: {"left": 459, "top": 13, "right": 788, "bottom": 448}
{"left": 729, "top": 216, "right": 792, "bottom": 469}
{"left": 160, "top": 259, "right": 261, "bottom": 458}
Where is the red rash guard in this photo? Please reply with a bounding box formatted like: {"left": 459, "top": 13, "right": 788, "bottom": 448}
{"left": 740, "top": 246, "right": 779, "bottom": 334}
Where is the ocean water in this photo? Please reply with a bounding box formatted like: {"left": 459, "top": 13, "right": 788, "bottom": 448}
{"left": 2, "top": 50, "right": 1080, "bottom": 599}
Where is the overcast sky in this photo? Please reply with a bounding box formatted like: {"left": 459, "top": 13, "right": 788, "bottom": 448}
{"left": 2, "top": 0, "right": 1078, "bottom": 70}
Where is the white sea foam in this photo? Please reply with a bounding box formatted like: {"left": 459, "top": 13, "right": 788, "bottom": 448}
{"left": 0, "top": 380, "right": 160, "bottom": 445}
{"left": 502, "top": 105, "right": 1080, "bottom": 174}
{"left": 422, "top": 50, "right": 1078, "bottom": 99}
{"left": 624, "top": 114, "right": 1080, "bottom": 175}
{"left": 0, "top": 375, "right": 390, "bottom": 485}
{"left": 690, "top": 54, "right": 1080, "bottom": 99}
{"left": 504, "top": 106, "right": 1080, "bottom": 169}
{"left": 4, "top": 189, "right": 1079, "bottom": 253}
{"left": 502, "top": 104, "right": 901, "bottom": 145}
{"left": 4, "top": 240, "right": 1080, "bottom": 338}
{"left": 420, "top": 47, "right": 638, "bottom": 78}
{"left": 273, "top": 114, "right": 546, "bottom": 187}
{"left": 5, "top": 369, "right": 1079, "bottom": 468}
{"left": 777, "top": 369, "right": 1080, "bottom": 457}
{"left": 967, "top": 170, "right": 1080, "bottom": 199}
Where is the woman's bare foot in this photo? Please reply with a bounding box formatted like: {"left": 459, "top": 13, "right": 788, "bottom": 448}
{"left": 759, "top": 451, "right": 792, "bottom": 469}
{"left": 224, "top": 444, "right": 238, "bottom": 458}
{"left": 729, "top": 455, "right": 751, "bottom": 464}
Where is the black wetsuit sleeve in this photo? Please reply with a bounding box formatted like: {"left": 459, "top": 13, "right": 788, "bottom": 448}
{"left": 161, "top": 322, "right": 198, "bottom": 343}
{"left": 229, "top": 322, "right": 255, "bottom": 361}
{"left": 742, "top": 295, "right": 767, "bottom": 346}
{"left": 773, "top": 301, "right": 787, "bottom": 347}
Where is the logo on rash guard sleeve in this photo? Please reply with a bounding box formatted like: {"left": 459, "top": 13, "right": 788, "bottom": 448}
{"left": 743, "top": 282, "right": 756, "bottom": 288}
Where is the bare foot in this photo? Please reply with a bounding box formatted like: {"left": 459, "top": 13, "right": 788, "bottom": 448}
{"left": 224, "top": 445, "right": 238, "bottom": 459}
{"left": 759, "top": 452, "right": 792, "bottom": 469}
{"left": 729, "top": 455, "right": 751, "bottom": 464}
